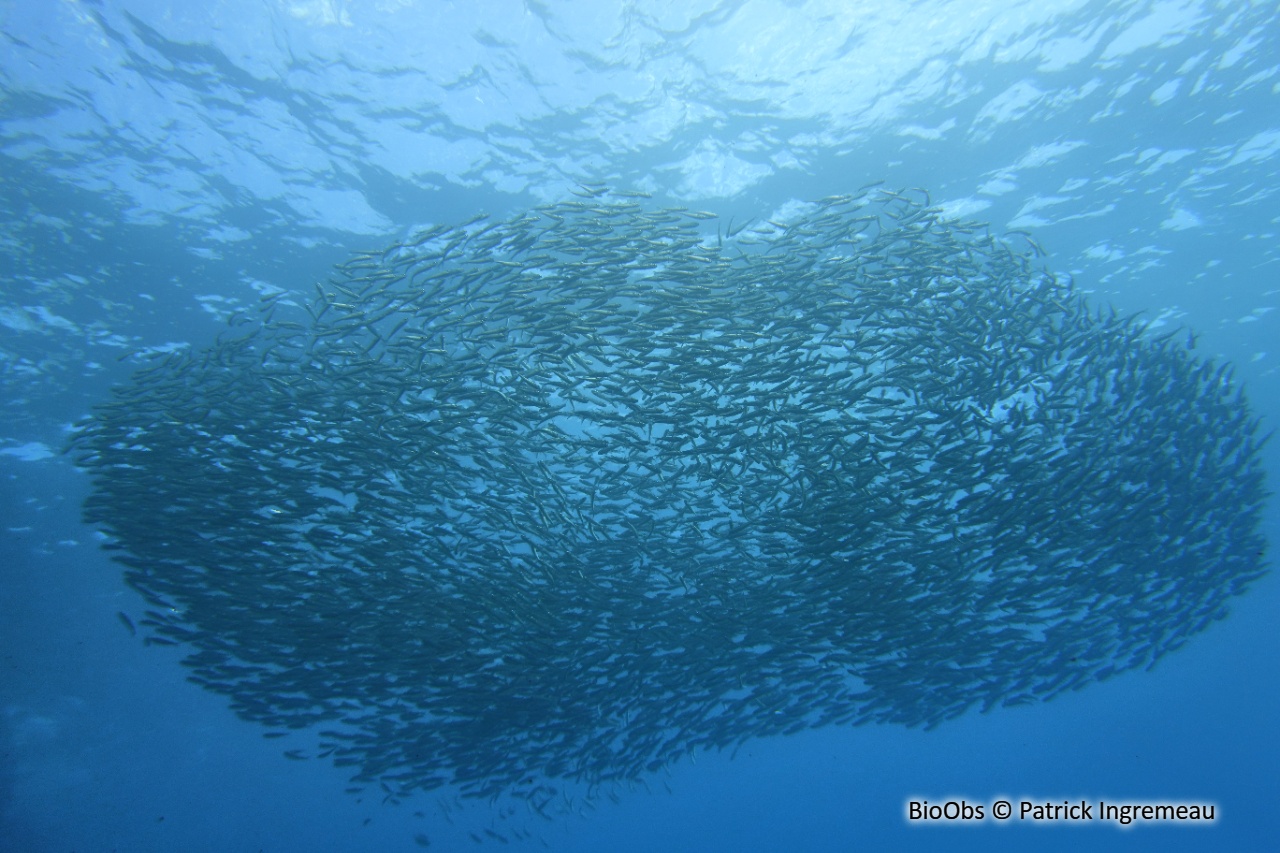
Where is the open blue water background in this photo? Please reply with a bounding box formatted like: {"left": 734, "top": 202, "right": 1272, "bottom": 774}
{"left": 2, "top": 1, "right": 1278, "bottom": 850}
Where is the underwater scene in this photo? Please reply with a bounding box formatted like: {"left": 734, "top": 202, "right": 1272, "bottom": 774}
{"left": 1, "top": 1, "right": 1277, "bottom": 851}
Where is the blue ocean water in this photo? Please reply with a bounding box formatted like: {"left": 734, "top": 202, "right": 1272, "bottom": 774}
{"left": 2, "top": 1, "right": 1278, "bottom": 851}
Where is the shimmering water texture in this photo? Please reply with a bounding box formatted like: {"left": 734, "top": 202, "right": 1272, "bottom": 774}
{"left": 72, "top": 187, "right": 1268, "bottom": 805}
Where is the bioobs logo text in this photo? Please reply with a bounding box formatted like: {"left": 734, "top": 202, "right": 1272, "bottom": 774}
{"left": 906, "top": 800, "right": 986, "bottom": 822}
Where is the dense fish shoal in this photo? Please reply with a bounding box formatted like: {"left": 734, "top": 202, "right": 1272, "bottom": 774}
{"left": 72, "top": 186, "right": 1269, "bottom": 805}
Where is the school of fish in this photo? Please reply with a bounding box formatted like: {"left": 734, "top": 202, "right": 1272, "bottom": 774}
{"left": 71, "top": 185, "right": 1270, "bottom": 808}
